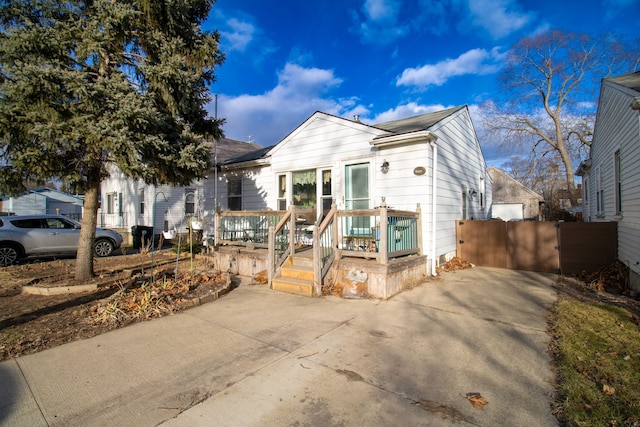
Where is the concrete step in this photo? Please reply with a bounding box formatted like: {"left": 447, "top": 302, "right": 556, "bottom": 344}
{"left": 271, "top": 276, "right": 313, "bottom": 297}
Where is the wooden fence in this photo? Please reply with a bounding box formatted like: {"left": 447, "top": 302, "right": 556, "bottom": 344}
{"left": 456, "top": 220, "right": 617, "bottom": 274}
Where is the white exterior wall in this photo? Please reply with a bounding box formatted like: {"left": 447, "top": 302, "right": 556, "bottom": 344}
{"left": 429, "top": 109, "right": 491, "bottom": 260}
{"left": 99, "top": 166, "right": 221, "bottom": 235}
{"left": 266, "top": 114, "right": 386, "bottom": 212}
{"left": 218, "top": 166, "right": 274, "bottom": 210}
{"left": 585, "top": 78, "right": 640, "bottom": 286}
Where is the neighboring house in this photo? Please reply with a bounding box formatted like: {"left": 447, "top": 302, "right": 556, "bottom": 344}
{"left": 98, "top": 137, "right": 261, "bottom": 234}
{"left": 0, "top": 188, "right": 84, "bottom": 218}
{"left": 218, "top": 105, "right": 491, "bottom": 271}
{"left": 576, "top": 71, "right": 640, "bottom": 292}
{"left": 488, "top": 167, "right": 543, "bottom": 221}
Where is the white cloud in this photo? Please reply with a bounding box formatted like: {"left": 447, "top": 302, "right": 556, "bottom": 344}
{"left": 210, "top": 9, "right": 278, "bottom": 64}
{"left": 465, "top": 0, "right": 535, "bottom": 39}
{"left": 351, "top": 0, "right": 409, "bottom": 45}
{"left": 211, "top": 63, "right": 368, "bottom": 145}
{"left": 372, "top": 102, "right": 451, "bottom": 123}
{"left": 396, "top": 48, "right": 504, "bottom": 89}
{"left": 221, "top": 18, "right": 255, "bottom": 52}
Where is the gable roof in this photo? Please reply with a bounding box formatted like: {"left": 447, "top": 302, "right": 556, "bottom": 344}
{"left": 373, "top": 106, "right": 465, "bottom": 135}
{"left": 221, "top": 106, "right": 469, "bottom": 168}
{"left": 488, "top": 167, "right": 544, "bottom": 201}
{"left": 605, "top": 71, "right": 640, "bottom": 92}
{"left": 209, "top": 137, "right": 261, "bottom": 165}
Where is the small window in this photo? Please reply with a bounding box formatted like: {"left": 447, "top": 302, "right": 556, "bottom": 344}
{"left": 595, "top": 165, "right": 604, "bottom": 214}
{"left": 139, "top": 189, "right": 145, "bottom": 215}
{"left": 45, "top": 218, "right": 75, "bottom": 229}
{"left": 277, "top": 174, "right": 287, "bottom": 210}
{"left": 185, "top": 189, "right": 196, "bottom": 215}
{"left": 227, "top": 178, "right": 242, "bottom": 211}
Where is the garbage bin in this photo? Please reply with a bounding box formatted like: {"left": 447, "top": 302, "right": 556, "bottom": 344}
{"left": 131, "top": 225, "right": 154, "bottom": 249}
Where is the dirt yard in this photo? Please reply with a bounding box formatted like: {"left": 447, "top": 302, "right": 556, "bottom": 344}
{"left": 0, "top": 250, "right": 233, "bottom": 361}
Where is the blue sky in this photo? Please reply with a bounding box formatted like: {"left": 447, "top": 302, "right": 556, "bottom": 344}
{"left": 204, "top": 0, "right": 639, "bottom": 166}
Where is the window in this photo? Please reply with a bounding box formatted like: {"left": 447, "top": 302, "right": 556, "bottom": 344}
{"left": 321, "top": 169, "right": 332, "bottom": 215}
{"left": 292, "top": 169, "right": 316, "bottom": 208}
{"left": 595, "top": 165, "right": 604, "bottom": 214}
{"left": 139, "top": 189, "right": 145, "bottom": 215}
{"left": 615, "top": 150, "right": 622, "bottom": 214}
{"left": 106, "top": 193, "right": 115, "bottom": 214}
{"left": 277, "top": 174, "right": 287, "bottom": 210}
{"left": 227, "top": 178, "right": 242, "bottom": 211}
{"left": 185, "top": 189, "right": 196, "bottom": 215}
{"left": 479, "top": 177, "right": 485, "bottom": 210}
{"left": 45, "top": 217, "right": 75, "bottom": 229}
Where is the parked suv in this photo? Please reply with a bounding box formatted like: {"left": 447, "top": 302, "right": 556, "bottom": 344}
{"left": 0, "top": 214, "right": 123, "bottom": 266}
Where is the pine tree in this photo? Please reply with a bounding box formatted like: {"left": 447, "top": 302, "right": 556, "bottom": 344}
{"left": 0, "top": 0, "right": 224, "bottom": 280}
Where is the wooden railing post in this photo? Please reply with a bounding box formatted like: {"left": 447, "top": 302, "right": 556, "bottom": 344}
{"left": 289, "top": 205, "right": 296, "bottom": 250}
{"left": 267, "top": 225, "right": 275, "bottom": 287}
{"left": 416, "top": 203, "right": 423, "bottom": 256}
{"left": 312, "top": 226, "right": 321, "bottom": 296}
{"left": 379, "top": 200, "right": 388, "bottom": 265}
{"left": 214, "top": 208, "right": 221, "bottom": 247}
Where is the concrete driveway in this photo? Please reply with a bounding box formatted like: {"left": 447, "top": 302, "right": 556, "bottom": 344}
{"left": 1, "top": 267, "right": 559, "bottom": 426}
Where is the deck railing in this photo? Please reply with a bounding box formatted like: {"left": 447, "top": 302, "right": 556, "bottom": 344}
{"left": 337, "top": 204, "right": 422, "bottom": 263}
{"left": 216, "top": 210, "right": 286, "bottom": 248}
{"left": 216, "top": 203, "right": 422, "bottom": 292}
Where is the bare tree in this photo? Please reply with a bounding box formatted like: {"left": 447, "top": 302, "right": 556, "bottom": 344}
{"left": 483, "top": 30, "right": 638, "bottom": 205}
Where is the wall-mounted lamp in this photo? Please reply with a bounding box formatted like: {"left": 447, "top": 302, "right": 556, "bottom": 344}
{"left": 381, "top": 160, "right": 389, "bottom": 174}
{"left": 468, "top": 189, "right": 477, "bottom": 198}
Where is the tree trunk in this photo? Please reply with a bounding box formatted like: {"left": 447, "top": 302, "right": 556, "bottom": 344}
{"left": 75, "top": 167, "right": 101, "bottom": 281}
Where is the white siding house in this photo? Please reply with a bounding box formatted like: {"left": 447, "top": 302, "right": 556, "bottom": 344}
{"left": 576, "top": 71, "right": 640, "bottom": 293}
{"left": 98, "top": 138, "right": 261, "bottom": 238}
{"left": 219, "top": 106, "right": 491, "bottom": 273}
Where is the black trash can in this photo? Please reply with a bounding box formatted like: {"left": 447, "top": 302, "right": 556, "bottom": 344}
{"left": 131, "top": 225, "right": 154, "bottom": 249}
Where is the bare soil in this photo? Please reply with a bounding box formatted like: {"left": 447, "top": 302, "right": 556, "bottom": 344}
{"left": 0, "top": 250, "right": 232, "bottom": 361}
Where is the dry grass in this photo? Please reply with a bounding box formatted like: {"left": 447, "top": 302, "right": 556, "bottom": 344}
{"left": 550, "top": 299, "right": 640, "bottom": 426}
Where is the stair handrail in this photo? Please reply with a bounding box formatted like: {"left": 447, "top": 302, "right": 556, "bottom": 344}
{"left": 268, "top": 208, "right": 293, "bottom": 285}
{"left": 312, "top": 203, "right": 337, "bottom": 295}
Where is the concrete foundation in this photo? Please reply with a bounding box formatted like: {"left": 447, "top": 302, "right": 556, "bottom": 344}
{"left": 330, "top": 255, "right": 428, "bottom": 299}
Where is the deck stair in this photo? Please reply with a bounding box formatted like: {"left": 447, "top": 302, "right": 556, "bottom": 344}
{"left": 271, "top": 255, "right": 315, "bottom": 297}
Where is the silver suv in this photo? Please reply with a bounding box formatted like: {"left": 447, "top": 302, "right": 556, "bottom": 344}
{"left": 0, "top": 214, "right": 124, "bottom": 266}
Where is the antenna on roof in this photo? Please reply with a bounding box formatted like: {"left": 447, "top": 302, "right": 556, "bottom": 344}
{"left": 248, "top": 136, "right": 255, "bottom": 143}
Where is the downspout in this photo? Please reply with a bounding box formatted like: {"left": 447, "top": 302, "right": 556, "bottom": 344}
{"left": 430, "top": 140, "right": 438, "bottom": 276}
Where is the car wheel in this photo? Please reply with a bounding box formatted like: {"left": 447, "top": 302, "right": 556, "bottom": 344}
{"left": 0, "top": 245, "right": 20, "bottom": 266}
{"left": 94, "top": 239, "right": 114, "bottom": 257}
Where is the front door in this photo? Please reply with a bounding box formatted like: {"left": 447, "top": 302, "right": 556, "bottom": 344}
{"left": 344, "top": 163, "right": 371, "bottom": 237}
{"left": 345, "top": 163, "right": 370, "bottom": 210}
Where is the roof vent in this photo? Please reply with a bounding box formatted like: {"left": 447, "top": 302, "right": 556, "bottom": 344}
{"left": 353, "top": 115, "right": 361, "bottom": 122}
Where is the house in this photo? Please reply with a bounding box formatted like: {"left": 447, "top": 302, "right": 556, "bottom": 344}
{"left": 98, "top": 137, "right": 261, "bottom": 239}
{"left": 488, "top": 167, "right": 543, "bottom": 221}
{"left": 218, "top": 105, "right": 491, "bottom": 276}
{"left": 0, "top": 187, "right": 84, "bottom": 219}
{"left": 576, "top": 71, "right": 640, "bottom": 293}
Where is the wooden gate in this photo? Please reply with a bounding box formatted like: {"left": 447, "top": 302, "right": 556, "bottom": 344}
{"left": 456, "top": 220, "right": 617, "bottom": 274}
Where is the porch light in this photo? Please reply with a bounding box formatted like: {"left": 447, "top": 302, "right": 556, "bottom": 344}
{"left": 381, "top": 160, "right": 389, "bottom": 174}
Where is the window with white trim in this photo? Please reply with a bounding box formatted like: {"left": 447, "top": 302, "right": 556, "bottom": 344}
{"left": 227, "top": 178, "right": 242, "bottom": 211}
